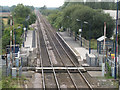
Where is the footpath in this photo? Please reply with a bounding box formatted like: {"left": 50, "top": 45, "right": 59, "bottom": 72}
{"left": 57, "top": 31, "right": 103, "bottom": 77}
{"left": 57, "top": 31, "right": 119, "bottom": 89}
{"left": 20, "top": 25, "right": 42, "bottom": 88}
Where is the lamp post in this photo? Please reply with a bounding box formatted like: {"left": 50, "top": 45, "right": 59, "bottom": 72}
{"left": 76, "top": 19, "right": 83, "bottom": 46}
{"left": 84, "top": 21, "right": 91, "bottom": 54}
{"left": 76, "top": 19, "right": 91, "bottom": 54}
{"left": 67, "top": 16, "right": 72, "bottom": 37}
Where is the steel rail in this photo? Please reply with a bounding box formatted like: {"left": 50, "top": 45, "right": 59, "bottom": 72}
{"left": 39, "top": 13, "right": 78, "bottom": 89}
{"left": 41, "top": 12, "right": 93, "bottom": 90}
{"left": 41, "top": 22, "right": 60, "bottom": 90}
{"left": 37, "top": 13, "right": 60, "bottom": 90}
{"left": 36, "top": 18, "right": 45, "bottom": 89}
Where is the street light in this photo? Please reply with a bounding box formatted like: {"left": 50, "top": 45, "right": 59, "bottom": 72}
{"left": 67, "top": 16, "right": 72, "bottom": 37}
{"left": 76, "top": 19, "right": 91, "bottom": 51}
{"left": 76, "top": 19, "right": 83, "bottom": 46}
{"left": 84, "top": 21, "right": 91, "bottom": 54}
{"left": 77, "top": 19, "right": 91, "bottom": 54}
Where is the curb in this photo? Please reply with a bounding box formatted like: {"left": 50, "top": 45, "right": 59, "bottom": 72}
{"left": 56, "top": 32, "right": 81, "bottom": 64}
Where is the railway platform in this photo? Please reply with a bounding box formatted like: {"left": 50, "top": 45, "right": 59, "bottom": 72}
{"left": 57, "top": 31, "right": 91, "bottom": 64}
{"left": 57, "top": 31, "right": 103, "bottom": 77}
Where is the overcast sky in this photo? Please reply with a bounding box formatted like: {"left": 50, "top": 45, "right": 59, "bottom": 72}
{"left": 0, "top": 0, "right": 118, "bottom": 7}
{"left": 0, "top": 0, "right": 65, "bottom": 7}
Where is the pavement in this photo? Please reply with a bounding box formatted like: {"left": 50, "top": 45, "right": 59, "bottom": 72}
{"left": 24, "top": 30, "right": 37, "bottom": 49}
{"left": 20, "top": 29, "right": 37, "bottom": 67}
{"left": 88, "top": 71, "right": 103, "bottom": 77}
{"left": 58, "top": 31, "right": 93, "bottom": 62}
{"left": 21, "top": 30, "right": 37, "bottom": 53}
{"left": 58, "top": 31, "right": 103, "bottom": 77}
{"left": 24, "top": 31, "right": 33, "bottom": 48}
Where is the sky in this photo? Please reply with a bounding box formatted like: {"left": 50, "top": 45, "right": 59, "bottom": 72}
{"left": 0, "top": 0, "right": 65, "bottom": 7}
{"left": 0, "top": 0, "right": 118, "bottom": 7}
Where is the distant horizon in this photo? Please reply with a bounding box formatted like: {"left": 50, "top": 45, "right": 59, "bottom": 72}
{"left": 1, "top": 5, "right": 59, "bottom": 8}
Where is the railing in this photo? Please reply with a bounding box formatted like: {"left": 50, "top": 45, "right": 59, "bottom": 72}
{"left": 81, "top": 37, "right": 89, "bottom": 49}
{"left": 72, "top": 31, "right": 89, "bottom": 49}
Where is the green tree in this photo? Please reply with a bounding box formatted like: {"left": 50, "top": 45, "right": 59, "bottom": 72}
{"left": 46, "top": 4, "right": 115, "bottom": 39}
{"left": 2, "top": 24, "right": 23, "bottom": 49}
{"left": 62, "top": 4, "right": 115, "bottom": 39}
{"left": 119, "top": 1, "right": 120, "bottom": 10}
{"left": 12, "top": 4, "right": 31, "bottom": 24}
{"left": 28, "top": 13, "right": 36, "bottom": 25}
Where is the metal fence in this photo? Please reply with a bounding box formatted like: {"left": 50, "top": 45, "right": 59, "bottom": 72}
{"left": 69, "top": 30, "right": 120, "bottom": 55}
{"left": 81, "top": 37, "right": 89, "bottom": 49}
{"left": 71, "top": 31, "right": 89, "bottom": 49}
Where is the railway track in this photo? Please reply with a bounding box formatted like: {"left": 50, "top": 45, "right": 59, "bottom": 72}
{"left": 36, "top": 10, "right": 93, "bottom": 90}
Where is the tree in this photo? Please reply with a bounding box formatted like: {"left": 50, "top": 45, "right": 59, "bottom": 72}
{"left": 46, "top": 4, "right": 115, "bottom": 39}
{"left": 2, "top": 24, "right": 23, "bottom": 49}
{"left": 12, "top": 4, "right": 36, "bottom": 26}
{"left": 10, "top": 5, "right": 16, "bottom": 12}
{"left": 28, "top": 13, "right": 36, "bottom": 25}
{"left": 40, "top": 5, "right": 47, "bottom": 10}
{"left": 12, "top": 4, "right": 31, "bottom": 24}
{"left": 119, "top": 1, "right": 120, "bottom": 10}
{"left": 62, "top": 4, "right": 115, "bottom": 39}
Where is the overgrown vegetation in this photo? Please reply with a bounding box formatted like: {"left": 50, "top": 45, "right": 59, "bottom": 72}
{"left": 2, "top": 4, "right": 36, "bottom": 51}
{"left": 0, "top": 76, "right": 27, "bottom": 88}
{"left": 40, "top": 3, "right": 115, "bottom": 40}
{"left": 106, "top": 62, "right": 112, "bottom": 77}
{"left": 2, "top": 24, "right": 23, "bottom": 49}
